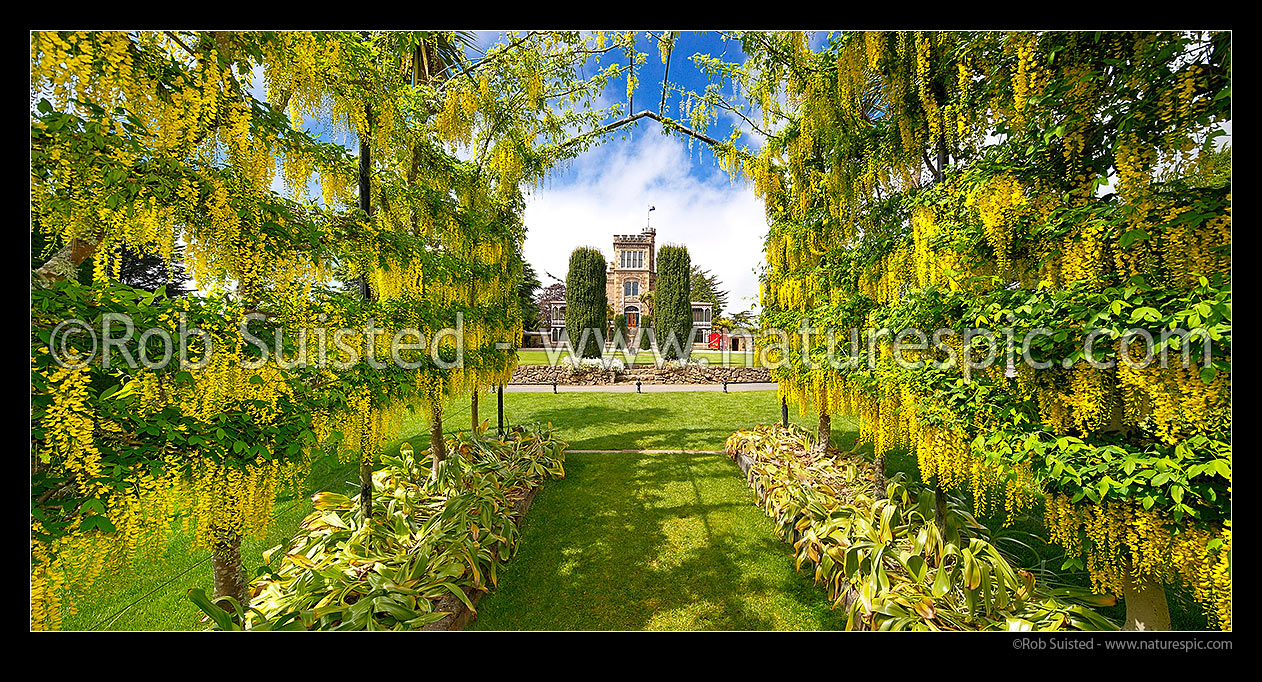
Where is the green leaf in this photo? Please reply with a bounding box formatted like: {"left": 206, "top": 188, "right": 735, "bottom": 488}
{"left": 80, "top": 515, "right": 116, "bottom": 533}
{"left": 931, "top": 565, "right": 952, "bottom": 598}
{"left": 187, "top": 588, "right": 239, "bottom": 631}
{"left": 1210, "top": 459, "right": 1231, "bottom": 480}
{"left": 81, "top": 498, "right": 106, "bottom": 515}
{"left": 1119, "top": 229, "right": 1149, "bottom": 249}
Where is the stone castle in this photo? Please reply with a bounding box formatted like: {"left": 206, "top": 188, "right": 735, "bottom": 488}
{"left": 549, "top": 225, "right": 713, "bottom": 346}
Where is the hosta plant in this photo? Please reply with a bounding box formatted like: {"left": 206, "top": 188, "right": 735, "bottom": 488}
{"left": 726, "top": 424, "right": 1118, "bottom": 631}
{"left": 200, "top": 424, "right": 566, "bottom": 630}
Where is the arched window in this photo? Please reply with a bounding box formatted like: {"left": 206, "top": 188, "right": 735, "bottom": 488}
{"left": 624, "top": 305, "right": 640, "bottom": 327}
{"left": 624, "top": 280, "right": 640, "bottom": 297}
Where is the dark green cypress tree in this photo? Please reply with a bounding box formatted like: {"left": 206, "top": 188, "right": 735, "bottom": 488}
{"left": 564, "top": 247, "right": 608, "bottom": 358}
{"left": 654, "top": 244, "right": 692, "bottom": 360}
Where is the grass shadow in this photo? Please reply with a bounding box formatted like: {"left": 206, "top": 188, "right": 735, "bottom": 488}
{"left": 469, "top": 451, "right": 849, "bottom": 631}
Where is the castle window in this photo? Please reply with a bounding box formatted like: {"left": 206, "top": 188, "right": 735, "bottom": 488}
{"left": 624, "top": 280, "right": 640, "bottom": 297}
{"left": 619, "top": 250, "right": 644, "bottom": 269}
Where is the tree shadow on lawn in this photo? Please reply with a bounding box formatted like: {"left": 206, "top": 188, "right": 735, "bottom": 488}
{"left": 510, "top": 404, "right": 671, "bottom": 425}
{"left": 505, "top": 404, "right": 861, "bottom": 451}
{"left": 630, "top": 452, "right": 851, "bottom": 629}
{"left": 468, "top": 450, "right": 849, "bottom": 631}
{"left": 506, "top": 405, "right": 677, "bottom": 445}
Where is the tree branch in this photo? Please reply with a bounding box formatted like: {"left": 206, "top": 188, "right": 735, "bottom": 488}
{"left": 700, "top": 88, "right": 771, "bottom": 138}
{"left": 554, "top": 110, "right": 724, "bottom": 153}
{"left": 33, "top": 233, "right": 101, "bottom": 286}
{"left": 922, "top": 150, "right": 937, "bottom": 180}
{"left": 443, "top": 31, "right": 538, "bottom": 83}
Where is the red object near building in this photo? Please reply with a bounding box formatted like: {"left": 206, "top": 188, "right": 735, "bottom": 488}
{"left": 708, "top": 331, "right": 722, "bottom": 350}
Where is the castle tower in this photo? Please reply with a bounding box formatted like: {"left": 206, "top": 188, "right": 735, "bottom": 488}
{"left": 608, "top": 226, "right": 656, "bottom": 327}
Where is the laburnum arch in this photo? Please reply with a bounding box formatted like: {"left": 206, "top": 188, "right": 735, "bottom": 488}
{"left": 30, "top": 30, "right": 1230, "bottom": 632}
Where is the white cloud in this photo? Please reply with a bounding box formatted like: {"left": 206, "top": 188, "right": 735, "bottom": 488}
{"left": 523, "top": 129, "right": 767, "bottom": 314}
{"left": 470, "top": 30, "right": 504, "bottom": 55}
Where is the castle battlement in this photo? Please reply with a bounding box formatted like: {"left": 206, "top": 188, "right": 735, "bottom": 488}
{"left": 612, "top": 233, "right": 655, "bottom": 244}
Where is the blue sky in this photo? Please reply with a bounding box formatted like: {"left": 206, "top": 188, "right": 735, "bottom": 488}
{"left": 470, "top": 30, "right": 810, "bottom": 316}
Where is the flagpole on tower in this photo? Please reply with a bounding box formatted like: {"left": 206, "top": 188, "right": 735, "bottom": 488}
{"left": 647, "top": 205, "right": 656, "bottom": 230}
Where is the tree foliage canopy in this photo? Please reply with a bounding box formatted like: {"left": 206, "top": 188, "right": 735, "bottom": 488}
{"left": 564, "top": 247, "right": 608, "bottom": 358}
{"left": 689, "top": 265, "right": 728, "bottom": 319}
{"left": 29, "top": 29, "right": 643, "bottom": 629}
{"left": 689, "top": 30, "right": 1231, "bottom": 629}
{"left": 654, "top": 244, "right": 692, "bottom": 360}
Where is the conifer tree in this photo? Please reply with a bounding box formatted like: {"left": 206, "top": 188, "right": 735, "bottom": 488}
{"left": 564, "top": 247, "right": 608, "bottom": 358}
{"left": 654, "top": 244, "right": 692, "bottom": 360}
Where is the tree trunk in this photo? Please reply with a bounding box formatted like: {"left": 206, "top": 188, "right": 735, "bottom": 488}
{"left": 354, "top": 100, "right": 376, "bottom": 519}
{"left": 1121, "top": 567, "right": 1172, "bottom": 631}
{"left": 471, "top": 391, "right": 479, "bottom": 432}
{"left": 815, "top": 411, "right": 831, "bottom": 453}
{"left": 429, "top": 406, "right": 447, "bottom": 482}
{"left": 359, "top": 458, "right": 373, "bottom": 525}
{"left": 874, "top": 454, "right": 887, "bottom": 501}
{"left": 497, "top": 384, "right": 504, "bottom": 436}
{"left": 33, "top": 233, "right": 102, "bottom": 286}
{"left": 932, "top": 483, "right": 948, "bottom": 536}
{"left": 211, "top": 530, "right": 249, "bottom": 612}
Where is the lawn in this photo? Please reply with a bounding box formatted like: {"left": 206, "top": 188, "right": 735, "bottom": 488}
{"left": 515, "top": 348, "right": 759, "bottom": 368}
{"left": 467, "top": 450, "right": 849, "bottom": 630}
{"left": 465, "top": 390, "right": 826, "bottom": 451}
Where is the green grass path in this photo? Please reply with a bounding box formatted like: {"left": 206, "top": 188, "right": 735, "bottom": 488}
{"left": 468, "top": 450, "right": 849, "bottom": 630}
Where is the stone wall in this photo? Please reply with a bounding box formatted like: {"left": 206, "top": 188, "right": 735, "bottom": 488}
{"left": 512, "top": 365, "right": 618, "bottom": 385}
{"left": 629, "top": 365, "right": 771, "bottom": 385}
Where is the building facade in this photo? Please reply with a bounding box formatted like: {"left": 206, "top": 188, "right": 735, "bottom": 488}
{"left": 608, "top": 228, "right": 657, "bottom": 329}
{"left": 548, "top": 226, "right": 713, "bottom": 346}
